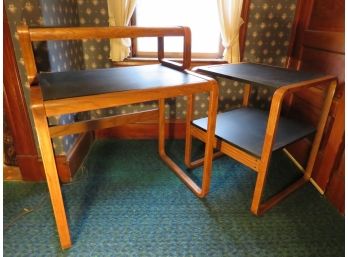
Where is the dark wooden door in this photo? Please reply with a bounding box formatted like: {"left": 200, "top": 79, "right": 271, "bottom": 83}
{"left": 286, "top": 0, "right": 344, "bottom": 213}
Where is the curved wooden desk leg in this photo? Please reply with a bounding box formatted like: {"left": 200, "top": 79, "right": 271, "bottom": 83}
{"left": 158, "top": 82, "right": 219, "bottom": 197}
{"left": 31, "top": 87, "right": 71, "bottom": 249}
{"left": 200, "top": 86, "right": 219, "bottom": 194}
{"left": 250, "top": 89, "right": 284, "bottom": 215}
{"left": 251, "top": 80, "right": 336, "bottom": 216}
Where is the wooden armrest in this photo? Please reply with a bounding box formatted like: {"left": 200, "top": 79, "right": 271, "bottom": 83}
{"left": 17, "top": 24, "right": 192, "bottom": 85}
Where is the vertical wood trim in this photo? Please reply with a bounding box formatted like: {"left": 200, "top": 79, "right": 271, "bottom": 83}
{"left": 287, "top": 0, "right": 315, "bottom": 66}
{"left": 303, "top": 80, "right": 337, "bottom": 179}
{"left": 325, "top": 149, "right": 345, "bottom": 214}
{"left": 239, "top": 0, "right": 251, "bottom": 61}
{"left": 242, "top": 83, "right": 251, "bottom": 106}
{"left": 3, "top": 10, "right": 45, "bottom": 180}
{"left": 286, "top": 0, "right": 305, "bottom": 66}
{"left": 130, "top": 9, "right": 137, "bottom": 57}
{"left": 312, "top": 93, "right": 344, "bottom": 189}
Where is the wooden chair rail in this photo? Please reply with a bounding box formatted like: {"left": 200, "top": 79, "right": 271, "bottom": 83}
{"left": 24, "top": 26, "right": 188, "bottom": 41}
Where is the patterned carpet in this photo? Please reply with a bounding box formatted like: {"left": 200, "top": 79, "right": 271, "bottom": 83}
{"left": 4, "top": 140, "right": 344, "bottom": 257}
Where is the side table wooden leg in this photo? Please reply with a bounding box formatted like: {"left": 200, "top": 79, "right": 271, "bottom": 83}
{"left": 185, "top": 94, "right": 223, "bottom": 170}
{"left": 243, "top": 83, "right": 251, "bottom": 107}
{"left": 158, "top": 98, "right": 166, "bottom": 157}
{"left": 303, "top": 80, "right": 337, "bottom": 179}
{"left": 250, "top": 88, "right": 283, "bottom": 215}
{"left": 199, "top": 84, "right": 219, "bottom": 195}
{"left": 158, "top": 82, "right": 219, "bottom": 197}
{"left": 31, "top": 88, "right": 71, "bottom": 249}
{"left": 250, "top": 160, "right": 271, "bottom": 215}
{"left": 184, "top": 94, "right": 194, "bottom": 168}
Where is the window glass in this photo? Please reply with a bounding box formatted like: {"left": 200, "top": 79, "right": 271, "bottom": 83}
{"left": 136, "top": 0, "right": 221, "bottom": 57}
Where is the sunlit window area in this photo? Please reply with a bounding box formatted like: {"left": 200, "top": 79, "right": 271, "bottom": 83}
{"left": 135, "top": 0, "right": 221, "bottom": 58}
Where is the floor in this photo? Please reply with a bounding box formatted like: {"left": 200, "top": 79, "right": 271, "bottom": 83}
{"left": 3, "top": 140, "right": 345, "bottom": 257}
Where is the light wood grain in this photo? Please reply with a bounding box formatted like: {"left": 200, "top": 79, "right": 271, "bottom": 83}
{"left": 159, "top": 80, "right": 219, "bottom": 197}
{"left": 243, "top": 83, "right": 251, "bottom": 107}
{"left": 18, "top": 23, "right": 220, "bottom": 249}
{"left": 18, "top": 25, "right": 192, "bottom": 72}
{"left": 30, "top": 87, "right": 71, "bottom": 249}
{"left": 190, "top": 63, "right": 338, "bottom": 216}
{"left": 49, "top": 109, "right": 159, "bottom": 138}
{"left": 17, "top": 24, "right": 37, "bottom": 84}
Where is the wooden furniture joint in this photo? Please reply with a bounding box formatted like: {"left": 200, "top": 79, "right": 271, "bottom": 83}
{"left": 190, "top": 63, "right": 337, "bottom": 216}
{"left": 17, "top": 25, "right": 218, "bottom": 249}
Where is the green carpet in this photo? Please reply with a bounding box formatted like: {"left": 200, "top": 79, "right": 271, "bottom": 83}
{"left": 4, "top": 140, "right": 344, "bottom": 257}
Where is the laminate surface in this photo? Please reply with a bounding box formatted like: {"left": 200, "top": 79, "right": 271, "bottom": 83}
{"left": 195, "top": 63, "right": 325, "bottom": 88}
{"left": 192, "top": 108, "right": 316, "bottom": 157}
{"left": 39, "top": 64, "right": 205, "bottom": 100}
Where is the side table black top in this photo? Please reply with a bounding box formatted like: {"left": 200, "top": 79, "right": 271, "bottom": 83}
{"left": 194, "top": 62, "right": 326, "bottom": 88}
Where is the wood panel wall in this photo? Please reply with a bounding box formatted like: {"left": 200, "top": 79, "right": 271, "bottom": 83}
{"left": 286, "top": 0, "right": 344, "bottom": 213}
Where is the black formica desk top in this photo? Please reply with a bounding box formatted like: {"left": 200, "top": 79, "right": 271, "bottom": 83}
{"left": 38, "top": 64, "right": 206, "bottom": 101}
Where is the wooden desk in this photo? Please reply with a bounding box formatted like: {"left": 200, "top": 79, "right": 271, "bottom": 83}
{"left": 18, "top": 25, "right": 219, "bottom": 249}
{"left": 188, "top": 62, "right": 337, "bottom": 215}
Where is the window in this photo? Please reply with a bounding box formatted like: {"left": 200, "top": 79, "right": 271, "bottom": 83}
{"left": 133, "top": 0, "right": 222, "bottom": 59}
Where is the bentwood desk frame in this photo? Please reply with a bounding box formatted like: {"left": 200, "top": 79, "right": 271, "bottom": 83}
{"left": 188, "top": 63, "right": 336, "bottom": 216}
{"left": 17, "top": 25, "right": 218, "bottom": 249}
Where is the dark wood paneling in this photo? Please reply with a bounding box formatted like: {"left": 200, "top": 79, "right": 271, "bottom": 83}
{"left": 286, "top": 0, "right": 344, "bottom": 211}
{"left": 312, "top": 95, "right": 344, "bottom": 189}
{"left": 325, "top": 150, "right": 345, "bottom": 214}
{"left": 308, "top": 0, "right": 344, "bottom": 32}
{"left": 3, "top": 10, "right": 45, "bottom": 180}
{"left": 96, "top": 122, "right": 186, "bottom": 139}
{"left": 239, "top": 0, "right": 251, "bottom": 61}
{"left": 51, "top": 133, "right": 94, "bottom": 183}
{"left": 303, "top": 31, "right": 344, "bottom": 54}
{"left": 300, "top": 46, "right": 344, "bottom": 97}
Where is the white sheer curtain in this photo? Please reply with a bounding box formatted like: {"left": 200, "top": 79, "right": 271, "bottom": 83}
{"left": 107, "top": 0, "right": 137, "bottom": 61}
{"left": 217, "top": 0, "right": 244, "bottom": 63}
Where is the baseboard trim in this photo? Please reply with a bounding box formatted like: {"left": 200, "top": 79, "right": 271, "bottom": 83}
{"left": 3, "top": 165, "right": 22, "bottom": 181}
{"left": 95, "top": 121, "right": 186, "bottom": 139}
{"left": 54, "top": 132, "right": 95, "bottom": 183}
{"left": 15, "top": 132, "right": 94, "bottom": 183}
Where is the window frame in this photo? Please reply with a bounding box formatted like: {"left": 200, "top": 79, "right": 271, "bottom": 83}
{"left": 130, "top": 7, "right": 224, "bottom": 59}
{"left": 114, "top": 0, "right": 251, "bottom": 67}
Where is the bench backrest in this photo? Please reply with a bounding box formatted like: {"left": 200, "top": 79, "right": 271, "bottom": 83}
{"left": 17, "top": 24, "right": 192, "bottom": 85}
